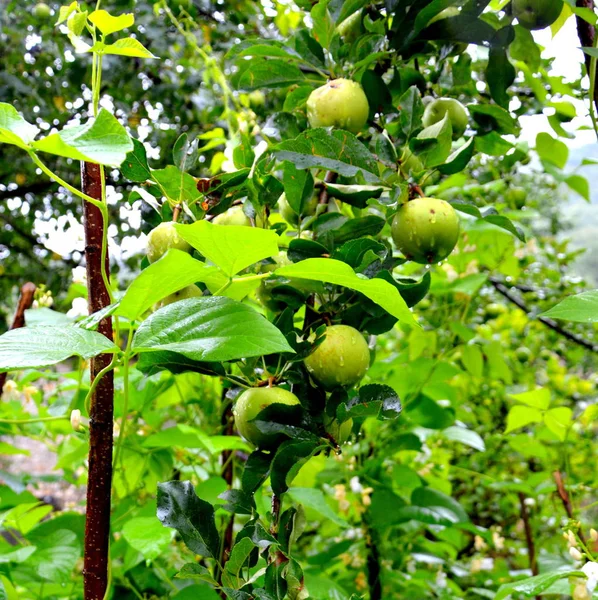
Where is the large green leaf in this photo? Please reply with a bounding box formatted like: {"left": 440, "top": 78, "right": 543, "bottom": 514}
{"left": 540, "top": 290, "right": 598, "bottom": 323}
{"left": 231, "top": 58, "right": 306, "bottom": 91}
{"left": 505, "top": 406, "right": 543, "bottom": 434}
{"left": 32, "top": 108, "right": 133, "bottom": 166}
{"left": 0, "top": 326, "right": 117, "bottom": 371}
{"left": 275, "top": 258, "right": 418, "bottom": 327}
{"left": 495, "top": 570, "right": 585, "bottom": 600}
{"left": 175, "top": 220, "right": 280, "bottom": 277}
{"left": 132, "top": 297, "right": 295, "bottom": 361}
{"left": 116, "top": 250, "right": 222, "bottom": 320}
{"left": 122, "top": 517, "right": 173, "bottom": 561}
{"left": 88, "top": 10, "right": 134, "bottom": 35}
{"left": 27, "top": 530, "right": 80, "bottom": 582}
{"left": 157, "top": 481, "right": 220, "bottom": 558}
{"left": 0, "top": 103, "right": 39, "bottom": 149}
{"left": 288, "top": 488, "right": 348, "bottom": 528}
{"left": 536, "top": 132, "right": 568, "bottom": 169}
{"left": 273, "top": 129, "right": 380, "bottom": 182}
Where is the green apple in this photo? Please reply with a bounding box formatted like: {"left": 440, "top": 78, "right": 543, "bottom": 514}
{"left": 401, "top": 148, "right": 424, "bottom": 175}
{"left": 515, "top": 347, "right": 532, "bottom": 363}
{"left": 304, "top": 325, "right": 370, "bottom": 390}
{"left": 336, "top": 11, "right": 364, "bottom": 43}
{"left": 391, "top": 197, "right": 460, "bottom": 264}
{"left": 233, "top": 387, "right": 301, "bottom": 450}
{"left": 484, "top": 303, "right": 506, "bottom": 318}
{"left": 506, "top": 187, "right": 526, "bottom": 209}
{"left": 212, "top": 205, "right": 264, "bottom": 227}
{"left": 146, "top": 221, "right": 192, "bottom": 263}
{"left": 160, "top": 284, "right": 202, "bottom": 307}
{"left": 325, "top": 416, "right": 354, "bottom": 444}
{"left": 512, "top": 0, "right": 564, "bottom": 30}
{"left": 33, "top": 2, "right": 51, "bottom": 18}
{"left": 422, "top": 97, "right": 469, "bottom": 140}
{"left": 307, "top": 79, "right": 369, "bottom": 134}
{"left": 278, "top": 193, "right": 318, "bottom": 225}
{"left": 248, "top": 90, "right": 266, "bottom": 108}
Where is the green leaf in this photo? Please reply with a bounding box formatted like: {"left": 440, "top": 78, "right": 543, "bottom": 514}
{"left": 116, "top": 250, "right": 221, "bottom": 320}
{"left": 175, "top": 220, "right": 280, "bottom": 277}
{"left": 541, "top": 290, "right": 598, "bottom": 322}
{"left": 324, "top": 183, "right": 386, "bottom": 208}
{"left": 121, "top": 138, "right": 152, "bottom": 182}
{"left": 411, "top": 486, "right": 469, "bottom": 523}
{"left": 288, "top": 488, "right": 348, "bottom": 527}
{"left": 486, "top": 46, "right": 516, "bottom": 108}
{"left": 410, "top": 113, "right": 453, "bottom": 167}
{"left": 505, "top": 405, "right": 543, "bottom": 434}
{"left": 96, "top": 38, "right": 157, "bottom": 58}
{"left": 28, "top": 529, "right": 80, "bottom": 582}
{"left": 0, "top": 546, "right": 36, "bottom": 564}
{"left": 338, "top": 384, "right": 402, "bottom": 421}
{"left": 275, "top": 258, "right": 418, "bottom": 327}
{"left": 222, "top": 538, "right": 256, "bottom": 586}
{"left": 271, "top": 440, "right": 324, "bottom": 495}
{"left": 0, "top": 103, "right": 39, "bottom": 149}
{"left": 88, "top": 10, "right": 134, "bottom": 36}
{"left": 495, "top": 570, "right": 585, "bottom": 600}
{"left": 509, "top": 388, "right": 551, "bottom": 410}
{"left": 132, "top": 297, "right": 295, "bottom": 361}
{"left": 274, "top": 129, "right": 380, "bottom": 182}
{"left": 460, "top": 344, "right": 484, "bottom": 378}
{"left": 437, "top": 137, "right": 475, "bottom": 175}
{"left": 157, "top": 481, "right": 220, "bottom": 558}
{"left": 122, "top": 517, "right": 173, "bottom": 560}
{"left": 283, "top": 161, "right": 315, "bottom": 214}
{"left": 468, "top": 104, "right": 520, "bottom": 135}
{"left": 442, "top": 426, "right": 485, "bottom": 452}
{"left": 311, "top": 0, "right": 335, "bottom": 50}
{"left": 536, "top": 132, "right": 568, "bottom": 169}
{"left": 152, "top": 165, "right": 201, "bottom": 204}
{"left": 175, "top": 563, "right": 219, "bottom": 585}
{"left": 565, "top": 174, "right": 590, "bottom": 202}
{"left": 33, "top": 108, "right": 133, "bottom": 166}
{"left": 398, "top": 86, "right": 424, "bottom": 138}
{"left": 544, "top": 407, "right": 572, "bottom": 441}
{"left": 242, "top": 451, "right": 273, "bottom": 495}
{"left": 483, "top": 214, "right": 526, "bottom": 242}
{"left": 231, "top": 58, "right": 306, "bottom": 91}
{"left": 0, "top": 326, "right": 116, "bottom": 371}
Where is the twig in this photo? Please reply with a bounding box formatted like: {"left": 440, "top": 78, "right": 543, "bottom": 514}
{"left": 554, "top": 470, "right": 587, "bottom": 546}
{"left": 82, "top": 161, "right": 114, "bottom": 600}
{"left": 489, "top": 277, "right": 598, "bottom": 353}
{"left": 0, "top": 282, "right": 36, "bottom": 393}
{"left": 518, "top": 493, "right": 538, "bottom": 579}
{"left": 318, "top": 171, "right": 338, "bottom": 205}
{"left": 365, "top": 517, "right": 382, "bottom": 600}
{"left": 575, "top": 1, "right": 598, "bottom": 138}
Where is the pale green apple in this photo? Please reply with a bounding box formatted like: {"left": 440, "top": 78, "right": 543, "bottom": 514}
{"left": 512, "top": 0, "right": 564, "bottom": 30}
{"left": 146, "top": 221, "right": 192, "bottom": 263}
{"left": 422, "top": 97, "right": 469, "bottom": 139}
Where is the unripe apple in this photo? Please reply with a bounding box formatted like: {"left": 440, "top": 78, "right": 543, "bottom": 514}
{"left": 422, "top": 97, "right": 469, "bottom": 139}
{"left": 325, "top": 415, "right": 354, "bottom": 444}
{"left": 248, "top": 90, "right": 266, "bottom": 108}
{"left": 278, "top": 193, "right": 318, "bottom": 225}
{"left": 515, "top": 347, "right": 532, "bottom": 363}
{"left": 484, "top": 303, "right": 506, "bottom": 318}
{"left": 506, "top": 187, "right": 526, "bottom": 209}
{"left": 33, "top": 2, "right": 51, "bottom": 18}
{"left": 391, "top": 198, "right": 460, "bottom": 264}
{"left": 233, "top": 387, "right": 301, "bottom": 450}
{"left": 336, "top": 11, "right": 364, "bottom": 43}
{"left": 212, "top": 205, "right": 264, "bottom": 227}
{"left": 307, "top": 79, "right": 369, "bottom": 134}
{"left": 401, "top": 148, "right": 424, "bottom": 175}
{"left": 304, "top": 325, "right": 370, "bottom": 390}
{"left": 512, "top": 0, "right": 564, "bottom": 30}
{"left": 146, "top": 221, "right": 192, "bottom": 263}
{"left": 161, "top": 284, "right": 202, "bottom": 307}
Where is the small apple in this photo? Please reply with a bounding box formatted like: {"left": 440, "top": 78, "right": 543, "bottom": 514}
{"left": 336, "top": 11, "right": 364, "bottom": 43}
{"left": 248, "top": 90, "right": 266, "bottom": 108}
{"left": 422, "top": 97, "right": 469, "bottom": 140}
{"left": 33, "top": 2, "right": 51, "bottom": 18}
{"left": 212, "top": 205, "right": 264, "bottom": 227}
{"left": 160, "top": 284, "right": 202, "bottom": 307}
{"left": 304, "top": 324, "right": 370, "bottom": 391}
{"left": 233, "top": 387, "right": 301, "bottom": 450}
{"left": 515, "top": 347, "right": 532, "bottom": 363}
{"left": 391, "top": 197, "right": 460, "bottom": 264}
{"left": 512, "top": 0, "right": 564, "bottom": 30}
{"left": 146, "top": 221, "right": 192, "bottom": 263}
{"left": 506, "top": 187, "right": 526, "bottom": 209}
{"left": 278, "top": 193, "right": 318, "bottom": 225}
{"left": 307, "top": 79, "right": 369, "bottom": 134}
{"left": 325, "top": 415, "right": 354, "bottom": 444}
{"left": 484, "top": 303, "right": 506, "bottom": 318}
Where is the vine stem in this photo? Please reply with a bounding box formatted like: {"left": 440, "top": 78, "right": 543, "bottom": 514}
{"left": 0, "top": 415, "right": 68, "bottom": 425}
{"left": 0, "top": 282, "right": 36, "bottom": 393}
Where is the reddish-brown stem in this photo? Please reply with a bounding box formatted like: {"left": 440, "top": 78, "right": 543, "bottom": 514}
{"left": 172, "top": 204, "right": 181, "bottom": 222}
{"left": 0, "top": 282, "right": 37, "bottom": 393}
{"left": 217, "top": 397, "right": 235, "bottom": 598}
{"left": 81, "top": 162, "right": 114, "bottom": 600}
{"left": 518, "top": 493, "right": 538, "bottom": 578}
{"left": 575, "top": 1, "right": 598, "bottom": 114}
{"left": 553, "top": 470, "right": 587, "bottom": 546}
{"left": 318, "top": 171, "right": 338, "bottom": 205}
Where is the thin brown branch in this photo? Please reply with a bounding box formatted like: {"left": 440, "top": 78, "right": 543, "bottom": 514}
{"left": 553, "top": 470, "right": 587, "bottom": 546}
{"left": 318, "top": 171, "right": 338, "bottom": 205}
{"left": 576, "top": 1, "right": 598, "bottom": 114}
{"left": 489, "top": 277, "right": 598, "bottom": 353}
{"left": 518, "top": 493, "right": 538, "bottom": 578}
{"left": 0, "top": 282, "right": 36, "bottom": 393}
{"left": 82, "top": 162, "right": 114, "bottom": 600}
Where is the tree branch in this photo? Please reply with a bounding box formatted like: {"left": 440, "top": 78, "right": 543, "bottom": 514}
{"left": 488, "top": 277, "right": 598, "bottom": 353}
{"left": 82, "top": 162, "right": 114, "bottom": 600}
{"left": 575, "top": 1, "right": 598, "bottom": 115}
{"left": 318, "top": 171, "right": 338, "bottom": 205}
{"left": 553, "top": 470, "right": 587, "bottom": 546}
{"left": 518, "top": 493, "right": 538, "bottom": 578}
{"left": 0, "top": 282, "right": 36, "bottom": 393}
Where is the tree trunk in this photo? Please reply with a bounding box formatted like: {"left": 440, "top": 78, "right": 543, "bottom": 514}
{"left": 81, "top": 161, "right": 115, "bottom": 600}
